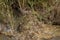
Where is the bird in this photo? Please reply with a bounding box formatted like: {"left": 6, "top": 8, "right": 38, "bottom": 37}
{"left": 11, "top": 0, "right": 23, "bottom": 17}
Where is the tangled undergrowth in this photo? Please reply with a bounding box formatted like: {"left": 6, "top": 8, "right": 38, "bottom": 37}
{"left": 0, "top": 0, "right": 60, "bottom": 40}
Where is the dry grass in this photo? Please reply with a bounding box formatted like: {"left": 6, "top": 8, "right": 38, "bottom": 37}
{"left": 0, "top": 0, "right": 60, "bottom": 40}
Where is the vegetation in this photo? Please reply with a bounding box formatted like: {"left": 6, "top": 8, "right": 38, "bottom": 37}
{"left": 0, "top": 0, "right": 60, "bottom": 40}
